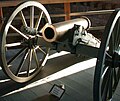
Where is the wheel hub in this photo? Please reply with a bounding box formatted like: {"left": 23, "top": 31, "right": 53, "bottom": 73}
{"left": 21, "top": 26, "right": 37, "bottom": 35}
{"left": 26, "top": 37, "right": 38, "bottom": 49}
{"left": 20, "top": 26, "right": 39, "bottom": 48}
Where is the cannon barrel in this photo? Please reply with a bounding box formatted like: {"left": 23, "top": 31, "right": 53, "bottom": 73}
{"left": 42, "top": 17, "right": 91, "bottom": 42}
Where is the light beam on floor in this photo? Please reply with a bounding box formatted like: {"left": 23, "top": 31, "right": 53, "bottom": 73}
{"left": 3, "top": 55, "right": 97, "bottom": 97}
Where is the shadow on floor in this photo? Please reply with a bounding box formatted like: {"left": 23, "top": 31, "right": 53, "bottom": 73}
{"left": 33, "top": 94, "right": 59, "bottom": 101}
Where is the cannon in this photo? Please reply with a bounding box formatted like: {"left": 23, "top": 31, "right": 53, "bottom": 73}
{"left": 0, "top": 1, "right": 120, "bottom": 101}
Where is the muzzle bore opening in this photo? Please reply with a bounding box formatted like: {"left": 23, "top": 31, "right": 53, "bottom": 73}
{"left": 44, "top": 27, "right": 55, "bottom": 40}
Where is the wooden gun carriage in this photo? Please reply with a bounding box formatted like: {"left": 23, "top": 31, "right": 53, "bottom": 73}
{"left": 0, "top": 1, "right": 120, "bottom": 101}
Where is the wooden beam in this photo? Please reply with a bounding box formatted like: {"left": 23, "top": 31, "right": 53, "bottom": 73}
{"left": 0, "top": 7, "right": 3, "bottom": 22}
{"left": 64, "top": 3, "right": 71, "bottom": 20}
{"left": 0, "top": 7, "right": 3, "bottom": 30}
{"left": 0, "top": 0, "right": 111, "bottom": 7}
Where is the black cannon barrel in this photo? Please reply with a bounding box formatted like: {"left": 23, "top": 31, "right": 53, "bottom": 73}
{"left": 42, "top": 17, "right": 91, "bottom": 42}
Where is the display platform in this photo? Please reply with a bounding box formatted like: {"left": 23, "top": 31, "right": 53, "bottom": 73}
{"left": 0, "top": 51, "right": 119, "bottom": 101}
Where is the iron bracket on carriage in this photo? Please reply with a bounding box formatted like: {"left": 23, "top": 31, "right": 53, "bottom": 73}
{"left": 0, "top": 1, "right": 120, "bottom": 101}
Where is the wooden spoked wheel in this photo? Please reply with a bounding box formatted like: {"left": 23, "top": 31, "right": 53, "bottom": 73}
{"left": 94, "top": 9, "right": 120, "bottom": 101}
{"left": 0, "top": 1, "right": 51, "bottom": 83}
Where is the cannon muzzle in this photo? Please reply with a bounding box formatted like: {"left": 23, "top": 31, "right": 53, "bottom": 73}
{"left": 42, "top": 17, "right": 91, "bottom": 42}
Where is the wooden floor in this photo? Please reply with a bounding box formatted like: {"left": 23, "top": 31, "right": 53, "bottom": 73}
{"left": 0, "top": 51, "right": 120, "bottom": 101}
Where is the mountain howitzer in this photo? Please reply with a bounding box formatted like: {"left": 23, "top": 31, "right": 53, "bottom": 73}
{"left": 42, "top": 17, "right": 100, "bottom": 49}
{"left": 0, "top": 1, "right": 120, "bottom": 101}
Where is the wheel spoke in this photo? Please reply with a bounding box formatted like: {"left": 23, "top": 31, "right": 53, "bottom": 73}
{"left": 113, "top": 68, "right": 118, "bottom": 84}
{"left": 19, "top": 11, "right": 27, "bottom": 27}
{"left": 16, "top": 49, "right": 30, "bottom": 76}
{"left": 108, "top": 69, "right": 113, "bottom": 99}
{"left": 102, "top": 76, "right": 109, "bottom": 101}
{"left": 27, "top": 49, "right": 33, "bottom": 76}
{"left": 102, "top": 68, "right": 111, "bottom": 100}
{"left": 106, "top": 51, "right": 112, "bottom": 59}
{"left": 41, "top": 48, "right": 50, "bottom": 67}
{"left": 30, "top": 6, "right": 34, "bottom": 28}
{"left": 7, "top": 47, "right": 27, "bottom": 65}
{"left": 101, "top": 66, "right": 109, "bottom": 79}
{"left": 33, "top": 48, "right": 39, "bottom": 69}
{"left": 10, "top": 25, "right": 29, "bottom": 39}
{"left": 114, "top": 68, "right": 120, "bottom": 88}
{"left": 101, "top": 66, "right": 110, "bottom": 92}
{"left": 105, "top": 52, "right": 112, "bottom": 66}
{"left": 5, "top": 42, "right": 22, "bottom": 48}
{"left": 35, "top": 11, "right": 43, "bottom": 30}
{"left": 116, "top": 68, "right": 120, "bottom": 80}
{"left": 35, "top": 46, "right": 46, "bottom": 55}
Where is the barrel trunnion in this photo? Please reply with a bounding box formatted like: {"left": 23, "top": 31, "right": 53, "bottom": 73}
{"left": 0, "top": 1, "right": 120, "bottom": 101}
